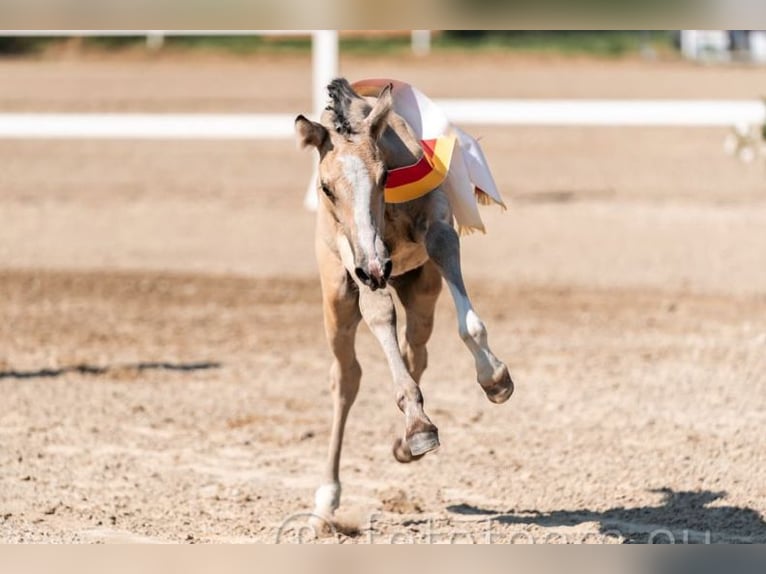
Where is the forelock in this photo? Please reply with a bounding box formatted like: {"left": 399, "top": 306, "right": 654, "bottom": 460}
{"left": 325, "top": 78, "right": 370, "bottom": 137}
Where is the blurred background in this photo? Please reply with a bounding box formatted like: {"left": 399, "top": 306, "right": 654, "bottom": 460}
{"left": 0, "top": 30, "right": 764, "bottom": 543}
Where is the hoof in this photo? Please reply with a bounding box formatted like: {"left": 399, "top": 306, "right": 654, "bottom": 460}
{"left": 482, "top": 365, "right": 514, "bottom": 404}
{"left": 308, "top": 514, "right": 337, "bottom": 539}
{"left": 392, "top": 437, "right": 426, "bottom": 463}
{"left": 407, "top": 429, "right": 440, "bottom": 457}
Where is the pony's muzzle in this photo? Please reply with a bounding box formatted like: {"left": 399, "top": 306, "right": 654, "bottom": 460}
{"left": 355, "top": 259, "right": 392, "bottom": 291}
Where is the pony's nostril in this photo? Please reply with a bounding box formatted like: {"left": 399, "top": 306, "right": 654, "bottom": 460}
{"left": 355, "top": 267, "right": 370, "bottom": 285}
{"left": 383, "top": 260, "right": 393, "bottom": 280}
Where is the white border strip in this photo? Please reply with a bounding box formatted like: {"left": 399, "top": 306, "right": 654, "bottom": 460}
{"left": 0, "top": 101, "right": 763, "bottom": 139}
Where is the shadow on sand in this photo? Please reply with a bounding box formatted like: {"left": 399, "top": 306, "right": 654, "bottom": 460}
{"left": 447, "top": 488, "right": 766, "bottom": 543}
{"left": 0, "top": 361, "right": 221, "bottom": 380}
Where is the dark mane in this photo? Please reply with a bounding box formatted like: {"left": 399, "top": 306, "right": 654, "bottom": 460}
{"left": 325, "top": 78, "right": 362, "bottom": 136}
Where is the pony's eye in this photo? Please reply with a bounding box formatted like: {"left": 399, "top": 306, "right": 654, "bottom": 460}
{"left": 320, "top": 183, "right": 335, "bottom": 201}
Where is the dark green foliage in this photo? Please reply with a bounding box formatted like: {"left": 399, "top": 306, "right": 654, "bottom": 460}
{"left": 0, "top": 37, "right": 52, "bottom": 55}
{"left": 440, "top": 31, "right": 674, "bottom": 57}
{"left": 0, "top": 31, "right": 676, "bottom": 59}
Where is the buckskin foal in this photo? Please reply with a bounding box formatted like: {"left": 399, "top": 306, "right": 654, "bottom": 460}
{"left": 295, "top": 79, "right": 514, "bottom": 529}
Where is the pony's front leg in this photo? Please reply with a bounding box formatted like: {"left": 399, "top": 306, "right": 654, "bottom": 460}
{"left": 426, "top": 221, "right": 514, "bottom": 404}
{"left": 358, "top": 287, "right": 440, "bottom": 457}
{"left": 311, "top": 247, "right": 362, "bottom": 535}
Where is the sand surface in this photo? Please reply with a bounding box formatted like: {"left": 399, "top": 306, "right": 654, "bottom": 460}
{"left": 0, "top": 53, "right": 764, "bottom": 543}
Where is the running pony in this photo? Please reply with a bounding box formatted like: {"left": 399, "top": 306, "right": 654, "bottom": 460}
{"left": 295, "top": 78, "right": 514, "bottom": 529}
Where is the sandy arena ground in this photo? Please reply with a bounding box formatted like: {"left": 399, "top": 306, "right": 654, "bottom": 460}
{"left": 0, "top": 52, "right": 765, "bottom": 543}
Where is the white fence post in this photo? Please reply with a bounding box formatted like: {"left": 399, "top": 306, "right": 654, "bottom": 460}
{"left": 750, "top": 31, "right": 766, "bottom": 63}
{"left": 305, "top": 30, "right": 339, "bottom": 209}
{"left": 411, "top": 30, "right": 431, "bottom": 56}
{"left": 146, "top": 31, "right": 165, "bottom": 50}
{"left": 311, "top": 30, "right": 339, "bottom": 119}
{"left": 681, "top": 30, "right": 698, "bottom": 60}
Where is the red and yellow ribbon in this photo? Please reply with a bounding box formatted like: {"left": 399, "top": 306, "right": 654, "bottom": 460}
{"left": 346, "top": 78, "right": 505, "bottom": 232}
{"left": 384, "top": 135, "right": 456, "bottom": 204}
{"left": 352, "top": 78, "right": 456, "bottom": 204}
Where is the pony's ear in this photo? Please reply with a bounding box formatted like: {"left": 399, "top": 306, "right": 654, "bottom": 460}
{"left": 295, "top": 115, "right": 328, "bottom": 150}
{"left": 366, "top": 83, "right": 393, "bottom": 141}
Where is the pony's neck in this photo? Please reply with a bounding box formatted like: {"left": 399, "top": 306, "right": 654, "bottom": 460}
{"left": 378, "top": 112, "right": 423, "bottom": 170}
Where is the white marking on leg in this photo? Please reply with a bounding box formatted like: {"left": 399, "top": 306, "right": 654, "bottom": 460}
{"left": 446, "top": 281, "right": 473, "bottom": 341}
{"left": 466, "top": 309, "right": 486, "bottom": 342}
{"left": 313, "top": 482, "right": 341, "bottom": 517}
{"left": 447, "top": 282, "right": 496, "bottom": 382}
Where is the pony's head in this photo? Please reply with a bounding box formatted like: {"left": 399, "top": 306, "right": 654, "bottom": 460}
{"left": 296, "top": 79, "right": 393, "bottom": 290}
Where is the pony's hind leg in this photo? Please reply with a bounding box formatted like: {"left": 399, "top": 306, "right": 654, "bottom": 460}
{"left": 425, "top": 221, "right": 514, "bottom": 404}
{"left": 394, "top": 262, "right": 443, "bottom": 383}
{"left": 311, "top": 249, "right": 362, "bottom": 534}
{"left": 390, "top": 262, "right": 442, "bottom": 462}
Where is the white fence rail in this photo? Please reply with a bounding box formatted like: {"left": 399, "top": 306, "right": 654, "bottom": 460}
{"left": 3, "top": 30, "right": 764, "bottom": 209}
{"left": 1, "top": 101, "right": 765, "bottom": 140}
{"left": 437, "top": 99, "right": 766, "bottom": 128}
{"left": 1, "top": 30, "right": 764, "bottom": 140}
{"left": 0, "top": 113, "right": 296, "bottom": 139}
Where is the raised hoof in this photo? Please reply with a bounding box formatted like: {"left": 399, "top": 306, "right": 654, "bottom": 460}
{"left": 482, "top": 365, "right": 515, "bottom": 404}
{"left": 392, "top": 437, "right": 426, "bottom": 463}
{"left": 407, "top": 429, "right": 440, "bottom": 457}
